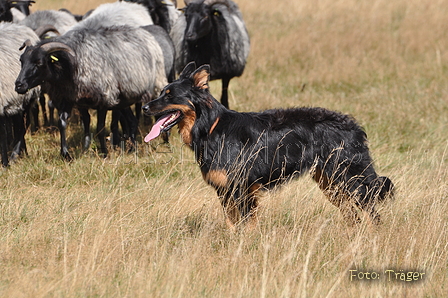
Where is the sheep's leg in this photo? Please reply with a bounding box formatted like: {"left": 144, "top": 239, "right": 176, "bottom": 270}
{"left": 58, "top": 107, "right": 72, "bottom": 161}
{"left": 96, "top": 108, "right": 108, "bottom": 158}
{"left": 110, "top": 110, "right": 121, "bottom": 148}
{"left": 0, "top": 116, "right": 9, "bottom": 167}
{"left": 39, "top": 94, "right": 49, "bottom": 127}
{"left": 78, "top": 108, "right": 91, "bottom": 151}
{"left": 49, "top": 100, "right": 56, "bottom": 128}
{"left": 220, "top": 77, "right": 231, "bottom": 109}
{"left": 10, "top": 113, "right": 27, "bottom": 161}
{"left": 122, "top": 107, "right": 138, "bottom": 152}
{"left": 134, "top": 102, "right": 142, "bottom": 124}
{"left": 29, "top": 100, "right": 39, "bottom": 133}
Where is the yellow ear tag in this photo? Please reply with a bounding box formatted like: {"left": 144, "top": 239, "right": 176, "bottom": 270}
{"left": 50, "top": 55, "right": 59, "bottom": 62}
{"left": 214, "top": 11, "right": 220, "bottom": 16}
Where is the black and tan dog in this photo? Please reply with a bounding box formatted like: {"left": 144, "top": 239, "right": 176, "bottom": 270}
{"left": 143, "top": 62, "right": 393, "bottom": 228}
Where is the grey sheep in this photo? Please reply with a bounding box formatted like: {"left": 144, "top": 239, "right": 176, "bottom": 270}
{"left": 19, "top": 9, "right": 78, "bottom": 36}
{"left": 72, "top": 1, "right": 153, "bottom": 31}
{"left": 171, "top": 0, "right": 250, "bottom": 108}
{"left": 0, "top": 22, "right": 40, "bottom": 167}
{"left": 15, "top": 25, "right": 168, "bottom": 160}
{"left": 75, "top": 0, "right": 175, "bottom": 148}
{"left": 75, "top": 1, "right": 175, "bottom": 81}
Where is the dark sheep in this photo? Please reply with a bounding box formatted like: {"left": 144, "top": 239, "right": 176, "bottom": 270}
{"left": 171, "top": 0, "right": 250, "bottom": 108}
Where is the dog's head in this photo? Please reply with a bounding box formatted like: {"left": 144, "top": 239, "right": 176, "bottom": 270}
{"left": 142, "top": 62, "right": 212, "bottom": 144}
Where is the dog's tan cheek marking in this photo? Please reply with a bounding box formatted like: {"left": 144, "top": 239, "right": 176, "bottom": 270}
{"left": 203, "top": 169, "right": 228, "bottom": 188}
{"left": 178, "top": 110, "right": 196, "bottom": 145}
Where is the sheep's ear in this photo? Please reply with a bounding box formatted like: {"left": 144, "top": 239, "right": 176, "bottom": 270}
{"left": 19, "top": 39, "right": 33, "bottom": 51}
{"left": 191, "top": 64, "right": 210, "bottom": 90}
{"left": 179, "top": 61, "right": 196, "bottom": 80}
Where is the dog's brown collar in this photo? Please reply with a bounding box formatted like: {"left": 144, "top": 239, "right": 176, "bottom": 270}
{"left": 209, "top": 117, "right": 220, "bottom": 135}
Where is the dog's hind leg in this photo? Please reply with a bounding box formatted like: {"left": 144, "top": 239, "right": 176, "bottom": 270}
{"left": 240, "top": 183, "right": 262, "bottom": 230}
{"left": 312, "top": 167, "right": 361, "bottom": 225}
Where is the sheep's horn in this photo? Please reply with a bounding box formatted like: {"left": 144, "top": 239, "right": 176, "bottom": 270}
{"left": 40, "top": 42, "right": 75, "bottom": 57}
{"left": 34, "top": 24, "right": 60, "bottom": 39}
{"left": 204, "top": 0, "right": 229, "bottom": 6}
{"left": 19, "top": 39, "right": 33, "bottom": 51}
{"left": 40, "top": 42, "right": 76, "bottom": 65}
{"left": 184, "top": 0, "right": 205, "bottom": 5}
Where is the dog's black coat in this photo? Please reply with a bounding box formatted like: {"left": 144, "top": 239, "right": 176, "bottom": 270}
{"left": 143, "top": 62, "right": 394, "bottom": 227}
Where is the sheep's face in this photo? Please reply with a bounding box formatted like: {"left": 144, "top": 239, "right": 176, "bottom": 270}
{"left": 15, "top": 45, "right": 48, "bottom": 94}
{"left": 0, "top": 0, "right": 13, "bottom": 22}
{"left": 183, "top": 2, "right": 213, "bottom": 41}
{"left": 16, "top": 41, "right": 76, "bottom": 94}
{"left": 144, "top": 0, "right": 172, "bottom": 33}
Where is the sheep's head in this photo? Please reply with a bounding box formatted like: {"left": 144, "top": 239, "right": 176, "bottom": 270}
{"left": 148, "top": 0, "right": 174, "bottom": 33}
{"left": 0, "top": 0, "right": 13, "bottom": 22}
{"left": 15, "top": 40, "right": 76, "bottom": 94}
{"left": 125, "top": 0, "right": 174, "bottom": 32}
{"left": 183, "top": 0, "right": 231, "bottom": 42}
{"left": 10, "top": 0, "right": 35, "bottom": 16}
{"left": 183, "top": 0, "right": 213, "bottom": 41}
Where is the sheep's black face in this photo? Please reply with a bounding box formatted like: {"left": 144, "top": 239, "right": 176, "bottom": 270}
{"left": 15, "top": 46, "right": 48, "bottom": 94}
{"left": 144, "top": 0, "right": 172, "bottom": 33}
{"left": 183, "top": 2, "right": 213, "bottom": 41}
{"left": 0, "top": 1, "right": 13, "bottom": 22}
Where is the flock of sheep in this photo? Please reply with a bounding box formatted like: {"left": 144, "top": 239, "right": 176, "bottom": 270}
{"left": 0, "top": 0, "right": 250, "bottom": 166}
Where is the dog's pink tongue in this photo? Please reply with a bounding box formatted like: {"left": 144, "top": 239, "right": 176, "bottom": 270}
{"left": 144, "top": 114, "right": 172, "bottom": 142}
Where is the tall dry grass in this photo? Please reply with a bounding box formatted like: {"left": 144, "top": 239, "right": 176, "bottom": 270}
{"left": 1, "top": 0, "right": 447, "bottom": 297}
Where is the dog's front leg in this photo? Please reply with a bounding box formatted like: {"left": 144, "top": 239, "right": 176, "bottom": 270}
{"left": 217, "top": 189, "right": 241, "bottom": 231}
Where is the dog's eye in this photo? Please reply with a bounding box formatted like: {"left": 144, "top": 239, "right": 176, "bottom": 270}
{"left": 164, "top": 89, "right": 173, "bottom": 99}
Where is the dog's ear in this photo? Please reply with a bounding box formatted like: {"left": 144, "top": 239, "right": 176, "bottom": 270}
{"left": 179, "top": 61, "right": 196, "bottom": 80}
{"left": 191, "top": 64, "right": 210, "bottom": 90}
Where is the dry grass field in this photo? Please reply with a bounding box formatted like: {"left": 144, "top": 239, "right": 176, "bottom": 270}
{"left": 1, "top": 0, "right": 447, "bottom": 296}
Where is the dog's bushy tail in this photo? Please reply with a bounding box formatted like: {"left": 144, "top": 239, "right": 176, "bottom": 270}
{"left": 369, "top": 176, "right": 394, "bottom": 203}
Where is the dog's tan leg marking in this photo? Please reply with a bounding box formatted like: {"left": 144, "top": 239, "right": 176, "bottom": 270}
{"left": 203, "top": 169, "right": 228, "bottom": 188}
